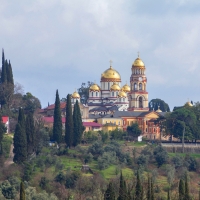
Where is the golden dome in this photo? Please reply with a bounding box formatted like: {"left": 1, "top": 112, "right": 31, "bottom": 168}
{"left": 156, "top": 106, "right": 162, "bottom": 112}
{"left": 71, "top": 91, "right": 80, "bottom": 99}
{"left": 132, "top": 57, "right": 145, "bottom": 68}
{"left": 118, "top": 90, "right": 127, "bottom": 98}
{"left": 89, "top": 83, "right": 101, "bottom": 92}
{"left": 110, "top": 82, "right": 121, "bottom": 91}
{"left": 184, "top": 101, "right": 193, "bottom": 107}
{"left": 122, "top": 83, "right": 130, "bottom": 92}
{"left": 101, "top": 66, "right": 121, "bottom": 81}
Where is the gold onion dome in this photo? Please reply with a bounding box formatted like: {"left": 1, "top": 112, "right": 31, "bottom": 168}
{"left": 89, "top": 83, "right": 101, "bottom": 91}
{"left": 156, "top": 106, "right": 162, "bottom": 112}
{"left": 101, "top": 66, "right": 121, "bottom": 81}
{"left": 118, "top": 90, "right": 127, "bottom": 98}
{"left": 110, "top": 82, "right": 121, "bottom": 91}
{"left": 184, "top": 101, "right": 193, "bottom": 107}
{"left": 122, "top": 83, "right": 130, "bottom": 92}
{"left": 132, "top": 57, "right": 145, "bottom": 68}
{"left": 71, "top": 91, "right": 80, "bottom": 99}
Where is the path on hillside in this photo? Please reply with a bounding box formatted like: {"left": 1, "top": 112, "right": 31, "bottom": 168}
{"left": 4, "top": 144, "right": 14, "bottom": 167}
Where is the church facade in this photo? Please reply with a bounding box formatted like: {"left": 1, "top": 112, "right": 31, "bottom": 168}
{"left": 72, "top": 56, "right": 149, "bottom": 114}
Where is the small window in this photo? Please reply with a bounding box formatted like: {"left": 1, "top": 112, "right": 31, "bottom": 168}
{"left": 118, "top": 121, "right": 120, "bottom": 125}
{"left": 92, "top": 92, "right": 93, "bottom": 97}
{"left": 146, "top": 128, "right": 147, "bottom": 132}
{"left": 112, "top": 92, "right": 114, "bottom": 97}
{"left": 96, "top": 92, "right": 98, "bottom": 96}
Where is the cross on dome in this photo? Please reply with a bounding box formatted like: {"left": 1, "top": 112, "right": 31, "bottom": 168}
{"left": 137, "top": 51, "right": 140, "bottom": 58}
{"left": 109, "top": 60, "right": 113, "bottom": 68}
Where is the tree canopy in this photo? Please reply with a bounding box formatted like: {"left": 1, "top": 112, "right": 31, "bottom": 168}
{"left": 78, "top": 81, "right": 93, "bottom": 104}
{"left": 165, "top": 107, "right": 197, "bottom": 140}
{"left": 149, "top": 98, "right": 170, "bottom": 112}
{"left": 127, "top": 122, "right": 142, "bottom": 139}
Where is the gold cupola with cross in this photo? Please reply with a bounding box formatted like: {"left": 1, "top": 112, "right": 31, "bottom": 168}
{"left": 128, "top": 53, "right": 149, "bottom": 111}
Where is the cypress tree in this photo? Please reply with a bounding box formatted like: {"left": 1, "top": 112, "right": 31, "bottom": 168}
{"left": 104, "top": 182, "right": 115, "bottom": 200}
{"left": 26, "top": 112, "right": 35, "bottom": 155}
{"left": 179, "top": 179, "right": 185, "bottom": 200}
{"left": 1, "top": 49, "right": 7, "bottom": 83}
{"left": 167, "top": 188, "right": 170, "bottom": 200}
{"left": 184, "top": 175, "right": 189, "bottom": 200}
{"left": 13, "top": 123, "right": 27, "bottom": 163}
{"left": 20, "top": 181, "right": 25, "bottom": 200}
{"left": 7, "top": 60, "right": 14, "bottom": 84}
{"left": 73, "top": 100, "right": 83, "bottom": 146}
{"left": 151, "top": 177, "right": 154, "bottom": 200}
{"left": 118, "top": 172, "right": 126, "bottom": 200}
{"left": 135, "top": 171, "right": 142, "bottom": 200}
{"left": 0, "top": 113, "right": 6, "bottom": 160}
{"left": 147, "top": 174, "right": 151, "bottom": 200}
{"left": 53, "top": 90, "right": 62, "bottom": 144}
{"left": 18, "top": 108, "right": 26, "bottom": 129}
{"left": 0, "top": 114, "right": 5, "bottom": 146}
{"left": 65, "top": 94, "right": 73, "bottom": 147}
{"left": 13, "top": 108, "right": 27, "bottom": 163}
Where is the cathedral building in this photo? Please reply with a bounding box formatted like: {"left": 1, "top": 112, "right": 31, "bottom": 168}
{"left": 80, "top": 55, "right": 149, "bottom": 114}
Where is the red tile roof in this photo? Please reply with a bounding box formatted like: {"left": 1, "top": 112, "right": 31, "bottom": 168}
{"left": 42, "top": 117, "right": 102, "bottom": 127}
{"left": 2, "top": 116, "right": 9, "bottom": 124}
{"left": 83, "top": 122, "right": 102, "bottom": 127}
{"left": 44, "top": 102, "right": 66, "bottom": 110}
{"left": 42, "top": 117, "right": 66, "bottom": 123}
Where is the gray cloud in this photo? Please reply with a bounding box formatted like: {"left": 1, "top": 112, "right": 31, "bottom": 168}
{"left": 0, "top": 0, "right": 200, "bottom": 110}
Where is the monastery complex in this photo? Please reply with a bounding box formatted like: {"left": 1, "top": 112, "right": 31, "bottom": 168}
{"left": 40, "top": 55, "right": 168, "bottom": 140}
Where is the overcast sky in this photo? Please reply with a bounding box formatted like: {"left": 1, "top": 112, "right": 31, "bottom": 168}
{"left": 1, "top": 0, "right": 200, "bottom": 110}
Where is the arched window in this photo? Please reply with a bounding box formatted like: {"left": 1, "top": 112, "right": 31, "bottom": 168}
{"left": 96, "top": 92, "right": 98, "bottom": 97}
{"left": 112, "top": 92, "right": 114, "bottom": 97}
{"left": 92, "top": 92, "right": 93, "bottom": 97}
{"left": 116, "top": 92, "right": 118, "bottom": 96}
{"left": 139, "top": 83, "right": 142, "bottom": 90}
{"left": 123, "top": 98, "right": 125, "bottom": 102}
{"left": 134, "top": 83, "right": 137, "bottom": 90}
{"left": 146, "top": 128, "right": 148, "bottom": 132}
{"left": 139, "top": 96, "right": 143, "bottom": 108}
{"left": 108, "top": 82, "right": 110, "bottom": 89}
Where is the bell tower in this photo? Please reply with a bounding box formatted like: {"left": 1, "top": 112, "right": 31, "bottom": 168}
{"left": 128, "top": 54, "right": 149, "bottom": 111}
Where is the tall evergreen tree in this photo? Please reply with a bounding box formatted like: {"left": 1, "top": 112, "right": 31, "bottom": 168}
{"left": 147, "top": 174, "right": 151, "bottom": 200}
{"left": 179, "top": 179, "right": 185, "bottom": 200}
{"left": 20, "top": 181, "right": 25, "bottom": 200}
{"left": 18, "top": 107, "right": 26, "bottom": 129}
{"left": 0, "top": 114, "right": 5, "bottom": 146}
{"left": 53, "top": 90, "right": 62, "bottom": 144}
{"left": 65, "top": 94, "right": 73, "bottom": 147}
{"left": 118, "top": 172, "right": 126, "bottom": 200}
{"left": 135, "top": 171, "right": 142, "bottom": 200}
{"left": 7, "top": 60, "right": 14, "bottom": 84}
{"left": 13, "top": 108, "right": 27, "bottom": 163}
{"left": 167, "top": 188, "right": 170, "bottom": 200}
{"left": 26, "top": 112, "right": 35, "bottom": 155}
{"left": 0, "top": 114, "right": 6, "bottom": 166}
{"left": 13, "top": 123, "right": 27, "bottom": 163}
{"left": 1, "top": 49, "right": 6, "bottom": 83}
{"left": 150, "top": 177, "right": 154, "bottom": 200}
{"left": 73, "top": 100, "right": 83, "bottom": 146}
{"left": 184, "top": 175, "right": 190, "bottom": 200}
{"left": 104, "top": 182, "right": 115, "bottom": 200}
